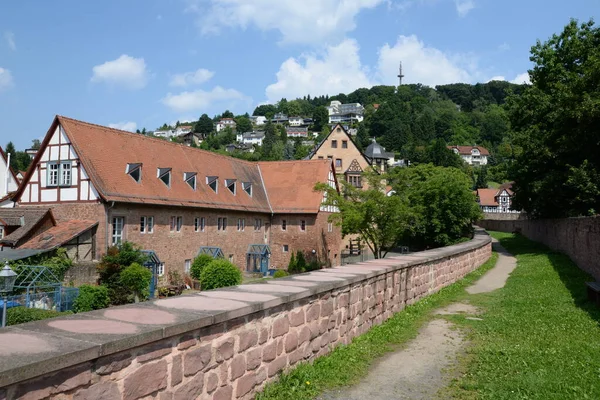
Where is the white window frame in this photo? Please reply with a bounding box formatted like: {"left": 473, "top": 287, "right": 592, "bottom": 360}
{"left": 112, "top": 217, "right": 125, "bottom": 245}
{"left": 0, "top": 225, "right": 4, "bottom": 239}
{"left": 60, "top": 162, "right": 72, "bottom": 186}
{"left": 328, "top": 222, "right": 333, "bottom": 232}
{"left": 141, "top": 216, "right": 154, "bottom": 234}
{"left": 157, "top": 262, "right": 165, "bottom": 277}
{"left": 237, "top": 218, "right": 245, "bottom": 231}
{"left": 283, "top": 244, "right": 289, "bottom": 252}
{"left": 184, "top": 259, "right": 191, "bottom": 274}
{"left": 254, "top": 218, "right": 262, "bottom": 231}
{"left": 47, "top": 162, "right": 60, "bottom": 187}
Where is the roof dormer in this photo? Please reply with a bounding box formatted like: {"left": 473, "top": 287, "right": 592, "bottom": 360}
{"left": 206, "top": 176, "right": 218, "bottom": 193}
{"left": 184, "top": 172, "right": 197, "bottom": 190}
{"left": 225, "top": 179, "right": 237, "bottom": 195}
{"left": 158, "top": 168, "right": 171, "bottom": 188}
{"left": 126, "top": 163, "right": 142, "bottom": 183}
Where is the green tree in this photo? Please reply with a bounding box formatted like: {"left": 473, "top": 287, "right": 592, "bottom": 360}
{"left": 235, "top": 116, "right": 252, "bottom": 134}
{"left": 31, "top": 139, "right": 41, "bottom": 150}
{"left": 4, "top": 142, "right": 19, "bottom": 171}
{"left": 389, "top": 164, "right": 482, "bottom": 249}
{"left": 253, "top": 104, "right": 277, "bottom": 119}
{"left": 315, "top": 171, "right": 416, "bottom": 258}
{"left": 194, "top": 114, "right": 214, "bottom": 136}
{"left": 426, "top": 139, "right": 463, "bottom": 168}
{"left": 120, "top": 263, "right": 152, "bottom": 303}
{"left": 200, "top": 259, "right": 242, "bottom": 290}
{"left": 262, "top": 121, "right": 277, "bottom": 159}
{"left": 97, "top": 242, "right": 147, "bottom": 305}
{"left": 221, "top": 110, "right": 234, "bottom": 119}
{"left": 313, "top": 106, "right": 329, "bottom": 130}
{"left": 475, "top": 166, "right": 488, "bottom": 189}
{"left": 355, "top": 123, "right": 371, "bottom": 151}
{"left": 508, "top": 19, "right": 600, "bottom": 217}
{"left": 73, "top": 285, "right": 110, "bottom": 312}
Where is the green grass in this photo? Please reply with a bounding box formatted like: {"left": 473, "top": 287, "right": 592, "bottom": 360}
{"left": 448, "top": 232, "right": 600, "bottom": 399}
{"left": 256, "top": 252, "right": 499, "bottom": 400}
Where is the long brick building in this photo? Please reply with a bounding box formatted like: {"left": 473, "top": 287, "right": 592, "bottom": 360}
{"left": 13, "top": 116, "right": 342, "bottom": 277}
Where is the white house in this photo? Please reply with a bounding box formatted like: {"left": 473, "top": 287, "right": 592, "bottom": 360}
{"left": 448, "top": 145, "right": 489, "bottom": 166}
{"left": 286, "top": 127, "right": 309, "bottom": 138}
{"left": 272, "top": 113, "right": 288, "bottom": 124}
{"left": 327, "top": 101, "right": 364, "bottom": 124}
{"left": 153, "top": 129, "right": 177, "bottom": 138}
{"left": 477, "top": 185, "right": 519, "bottom": 213}
{"left": 236, "top": 131, "right": 265, "bottom": 146}
{"left": 216, "top": 118, "right": 236, "bottom": 133}
{"left": 0, "top": 146, "right": 19, "bottom": 208}
{"left": 175, "top": 125, "right": 192, "bottom": 135}
{"left": 288, "top": 116, "right": 304, "bottom": 127}
{"left": 249, "top": 116, "right": 267, "bottom": 126}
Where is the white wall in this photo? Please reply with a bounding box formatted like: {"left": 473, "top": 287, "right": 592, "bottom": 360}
{"left": 20, "top": 124, "right": 100, "bottom": 204}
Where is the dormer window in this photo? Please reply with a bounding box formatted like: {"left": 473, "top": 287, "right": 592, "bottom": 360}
{"left": 184, "top": 172, "right": 197, "bottom": 190}
{"left": 242, "top": 182, "right": 252, "bottom": 197}
{"left": 207, "top": 176, "right": 218, "bottom": 193}
{"left": 127, "top": 163, "right": 142, "bottom": 183}
{"left": 472, "top": 149, "right": 480, "bottom": 155}
{"left": 225, "top": 179, "right": 236, "bottom": 195}
{"left": 158, "top": 168, "right": 171, "bottom": 187}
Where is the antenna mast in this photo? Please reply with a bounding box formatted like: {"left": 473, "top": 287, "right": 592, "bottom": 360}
{"left": 397, "top": 62, "right": 405, "bottom": 86}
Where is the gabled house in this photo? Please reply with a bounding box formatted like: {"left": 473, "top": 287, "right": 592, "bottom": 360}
{"left": 477, "top": 184, "right": 519, "bottom": 213}
{"left": 249, "top": 116, "right": 267, "bottom": 126}
{"left": 288, "top": 116, "right": 304, "bottom": 127}
{"left": 178, "top": 131, "right": 202, "bottom": 147}
{"left": 236, "top": 131, "right": 265, "bottom": 146}
{"left": 286, "top": 127, "right": 309, "bottom": 138}
{"left": 272, "top": 113, "right": 288, "bottom": 124}
{"left": 0, "top": 146, "right": 19, "bottom": 208}
{"left": 364, "top": 139, "right": 395, "bottom": 173}
{"left": 448, "top": 145, "right": 489, "bottom": 166}
{"left": 13, "top": 116, "right": 342, "bottom": 274}
{"left": 216, "top": 118, "right": 236, "bottom": 133}
{"left": 309, "top": 124, "right": 375, "bottom": 188}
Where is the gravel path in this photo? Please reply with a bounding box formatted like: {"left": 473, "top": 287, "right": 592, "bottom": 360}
{"left": 320, "top": 238, "right": 516, "bottom": 400}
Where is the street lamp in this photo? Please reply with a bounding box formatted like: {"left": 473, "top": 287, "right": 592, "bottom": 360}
{"left": 0, "top": 261, "right": 17, "bottom": 328}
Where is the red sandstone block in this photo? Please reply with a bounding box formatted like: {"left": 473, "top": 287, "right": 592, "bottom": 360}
{"left": 184, "top": 344, "right": 212, "bottom": 376}
{"left": 262, "top": 340, "right": 277, "bottom": 362}
{"left": 321, "top": 299, "right": 334, "bottom": 317}
{"left": 306, "top": 303, "right": 321, "bottom": 322}
{"left": 236, "top": 372, "right": 256, "bottom": 398}
{"left": 216, "top": 338, "right": 235, "bottom": 362}
{"left": 272, "top": 316, "right": 290, "bottom": 338}
{"left": 171, "top": 354, "right": 183, "bottom": 387}
{"left": 246, "top": 348, "right": 262, "bottom": 371}
{"left": 298, "top": 326, "right": 311, "bottom": 345}
{"left": 173, "top": 373, "right": 204, "bottom": 400}
{"left": 267, "top": 356, "right": 287, "bottom": 377}
{"left": 123, "top": 360, "right": 168, "bottom": 400}
{"left": 288, "top": 348, "right": 304, "bottom": 365}
{"left": 206, "top": 371, "right": 219, "bottom": 394}
{"left": 213, "top": 385, "right": 233, "bottom": 400}
{"left": 318, "top": 318, "right": 328, "bottom": 334}
{"left": 284, "top": 330, "right": 299, "bottom": 353}
{"left": 74, "top": 382, "right": 120, "bottom": 400}
{"left": 308, "top": 321, "right": 319, "bottom": 339}
{"left": 177, "top": 337, "right": 197, "bottom": 351}
{"left": 258, "top": 327, "right": 269, "bottom": 344}
{"left": 230, "top": 354, "right": 246, "bottom": 380}
{"left": 255, "top": 367, "right": 267, "bottom": 385}
{"left": 95, "top": 352, "right": 133, "bottom": 375}
{"left": 289, "top": 309, "right": 305, "bottom": 327}
{"left": 238, "top": 329, "right": 258, "bottom": 352}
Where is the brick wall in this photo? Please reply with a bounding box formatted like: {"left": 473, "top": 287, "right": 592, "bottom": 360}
{"left": 479, "top": 216, "right": 600, "bottom": 281}
{"left": 0, "top": 232, "right": 491, "bottom": 400}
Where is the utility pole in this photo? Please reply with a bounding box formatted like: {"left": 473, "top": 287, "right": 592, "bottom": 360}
{"left": 397, "top": 62, "right": 405, "bottom": 86}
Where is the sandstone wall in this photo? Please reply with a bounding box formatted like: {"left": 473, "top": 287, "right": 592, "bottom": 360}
{"left": 479, "top": 216, "right": 600, "bottom": 281}
{"left": 0, "top": 231, "right": 491, "bottom": 400}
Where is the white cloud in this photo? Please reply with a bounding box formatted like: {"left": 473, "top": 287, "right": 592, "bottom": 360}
{"left": 162, "top": 86, "right": 251, "bottom": 113}
{"left": 0, "top": 67, "right": 14, "bottom": 91}
{"left": 91, "top": 55, "right": 149, "bottom": 90}
{"left": 511, "top": 72, "right": 531, "bottom": 84}
{"left": 109, "top": 121, "right": 137, "bottom": 132}
{"left": 169, "top": 68, "right": 215, "bottom": 87}
{"left": 187, "top": 0, "right": 384, "bottom": 44}
{"left": 455, "top": 0, "right": 475, "bottom": 17}
{"left": 498, "top": 42, "right": 510, "bottom": 51}
{"left": 377, "top": 35, "right": 476, "bottom": 86}
{"left": 265, "top": 39, "right": 372, "bottom": 102}
{"left": 4, "top": 31, "right": 15, "bottom": 51}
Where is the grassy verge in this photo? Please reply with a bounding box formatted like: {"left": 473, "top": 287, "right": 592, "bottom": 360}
{"left": 447, "top": 232, "right": 600, "bottom": 399}
{"left": 256, "top": 251, "right": 499, "bottom": 400}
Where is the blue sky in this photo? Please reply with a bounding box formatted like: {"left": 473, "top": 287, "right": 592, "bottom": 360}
{"left": 0, "top": 0, "right": 597, "bottom": 149}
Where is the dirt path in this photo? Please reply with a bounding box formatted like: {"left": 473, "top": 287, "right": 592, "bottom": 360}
{"left": 320, "top": 239, "right": 516, "bottom": 400}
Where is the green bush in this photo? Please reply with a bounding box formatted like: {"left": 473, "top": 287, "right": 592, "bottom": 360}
{"left": 190, "top": 254, "right": 214, "bottom": 280}
{"left": 120, "top": 263, "right": 152, "bottom": 303}
{"left": 288, "top": 252, "right": 300, "bottom": 274}
{"left": 273, "top": 270, "right": 289, "bottom": 278}
{"left": 200, "top": 259, "right": 242, "bottom": 290}
{"left": 296, "top": 251, "right": 307, "bottom": 272}
{"left": 6, "top": 307, "right": 72, "bottom": 326}
{"left": 306, "top": 259, "right": 323, "bottom": 272}
{"left": 97, "top": 242, "right": 147, "bottom": 305}
{"left": 73, "top": 285, "right": 110, "bottom": 313}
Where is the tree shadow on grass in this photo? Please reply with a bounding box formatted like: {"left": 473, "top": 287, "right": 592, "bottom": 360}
{"left": 498, "top": 233, "right": 600, "bottom": 325}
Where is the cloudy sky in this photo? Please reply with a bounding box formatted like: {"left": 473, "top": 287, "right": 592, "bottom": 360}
{"left": 0, "top": 0, "right": 596, "bottom": 148}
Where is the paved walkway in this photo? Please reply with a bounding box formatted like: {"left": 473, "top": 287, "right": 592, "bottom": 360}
{"left": 321, "top": 239, "right": 517, "bottom": 400}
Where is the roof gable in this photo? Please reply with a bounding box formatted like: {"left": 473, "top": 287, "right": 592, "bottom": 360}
{"left": 309, "top": 124, "right": 372, "bottom": 167}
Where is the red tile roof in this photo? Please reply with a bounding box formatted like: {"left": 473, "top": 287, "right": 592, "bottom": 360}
{"left": 19, "top": 220, "right": 98, "bottom": 251}
{"left": 18, "top": 116, "right": 334, "bottom": 215}
{"left": 477, "top": 188, "right": 499, "bottom": 206}
{"left": 258, "top": 160, "right": 332, "bottom": 213}
{"left": 448, "top": 145, "right": 490, "bottom": 156}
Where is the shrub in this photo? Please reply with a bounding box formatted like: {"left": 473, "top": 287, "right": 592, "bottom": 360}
{"left": 296, "top": 251, "right": 307, "bottom": 272}
{"left": 120, "top": 263, "right": 152, "bottom": 303}
{"left": 73, "top": 285, "right": 110, "bottom": 313}
{"left": 200, "top": 260, "right": 242, "bottom": 290}
{"left": 168, "top": 270, "right": 185, "bottom": 288}
{"left": 6, "top": 307, "right": 72, "bottom": 326}
{"left": 158, "top": 285, "right": 183, "bottom": 297}
{"left": 287, "top": 252, "right": 299, "bottom": 274}
{"left": 306, "top": 259, "right": 323, "bottom": 272}
{"left": 97, "top": 242, "right": 147, "bottom": 305}
{"left": 273, "top": 270, "right": 289, "bottom": 278}
{"left": 190, "top": 254, "right": 214, "bottom": 280}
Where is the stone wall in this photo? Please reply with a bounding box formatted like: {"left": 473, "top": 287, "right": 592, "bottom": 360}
{"left": 481, "top": 212, "right": 525, "bottom": 221}
{"left": 0, "top": 231, "right": 491, "bottom": 400}
{"left": 63, "top": 262, "right": 99, "bottom": 286}
{"left": 479, "top": 216, "right": 600, "bottom": 281}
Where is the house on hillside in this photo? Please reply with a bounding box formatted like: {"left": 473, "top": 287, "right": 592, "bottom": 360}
{"left": 272, "top": 113, "right": 288, "bottom": 124}
{"left": 225, "top": 143, "right": 254, "bottom": 153}
{"left": 364, "top": 139, "right": 395, "bottom": 173}
{"left": 153, "top": 129, "right": 177, "bottom": 139}
{"left": 179, "top": 131, "right": 202, "bottom": 147}
{"left": 327, "top": 101, "right": 364, "bottom": 124}
{"left": 477, "top": 184, "right": 519, "bottom": 213}
{"left": 286, "top": 127, "right": 309, "bottom": 138}
{"left": 175, "top": 125, "right": 192, "bottom": 135}
{"left": 216, "top": 118, "right": 236, "bottom": 133}
{"left": 289, "top": 116, "right": 304, "bottom": 127}
{"left": 249, "top": 116, "right": 267, "bottom": 126}
{"left": 0, "top": 146, "right": 19, "bottom": 208}
{"left": 448, "top": 145, "right": 489, "bottom": 166}
{"left": 236, "top": 131, "right": 265, "bottom": 146}
{"left": 13, "top": 116, "right": 342, "bottom": 276}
